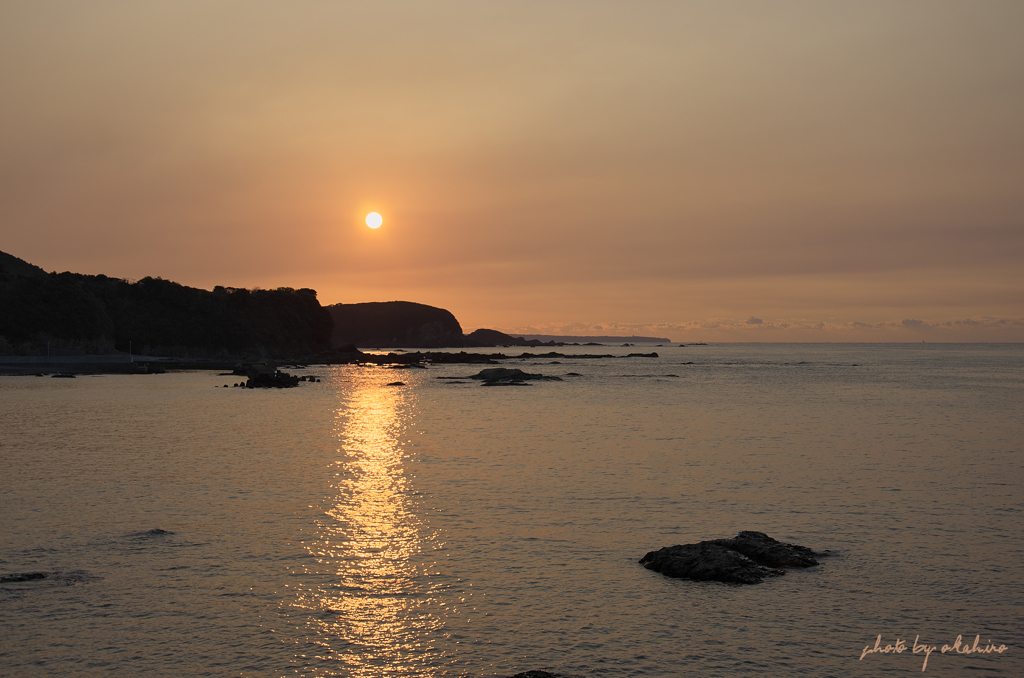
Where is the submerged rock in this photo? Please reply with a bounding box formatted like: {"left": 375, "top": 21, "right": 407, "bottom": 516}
{"left": 639, "top": 531, "right": 826, "bottom": 585}
{"left": 131, "top": 527, "right": 173, "bottom": 536}
{"left": 0, "top": 570, "right": 95, "bottom": 585}
{"left": 0, "top": 572, "right": 50, "bottom": 583}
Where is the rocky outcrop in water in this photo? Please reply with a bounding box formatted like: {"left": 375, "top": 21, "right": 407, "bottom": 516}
{"left": 232, "top": 361, "right": 303, "bottom": 388}
{"left": 436, "top": 367, "right": 564, "bottom": 386}
{"left": 713, "top": 530, "right": 820, "bottom": 568}
{"left": 639, "top": 531, "right": 826, "bottom": 585}
{"left": 473, "top": 368, "right": 562, "bottom": 385}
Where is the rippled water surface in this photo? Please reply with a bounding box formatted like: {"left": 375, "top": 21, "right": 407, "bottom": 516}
{"left": 2, "top": 344, "right": 1022, "bottom": 676}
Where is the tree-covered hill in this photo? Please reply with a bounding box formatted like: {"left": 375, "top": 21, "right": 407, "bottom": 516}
{"left": 0, "top": 251, "right": 333, "bottom": 358}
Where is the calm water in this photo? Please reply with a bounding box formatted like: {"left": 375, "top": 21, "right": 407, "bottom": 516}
{"left": 1, "top": 344, "right": 1022, "bottom": 677}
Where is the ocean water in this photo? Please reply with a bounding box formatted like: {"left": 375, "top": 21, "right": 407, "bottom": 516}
{"left": 1, "top": 343, "right": 1022, "bottom": 677}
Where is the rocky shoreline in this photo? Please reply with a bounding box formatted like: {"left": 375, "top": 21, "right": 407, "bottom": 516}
{"left": 0, "top": 347, "right": 665, "bottom": 376}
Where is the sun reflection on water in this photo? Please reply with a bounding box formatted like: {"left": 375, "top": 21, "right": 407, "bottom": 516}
{"left": 292, "top": 368, "right": 447, "bottom": 676}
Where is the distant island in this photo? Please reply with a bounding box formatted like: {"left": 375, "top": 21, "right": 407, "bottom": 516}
{"left": 325, "top": 305, "right": 666, "bottom": 349}
{"left": 1, "top": 250, "right": 645, "bottom": 360}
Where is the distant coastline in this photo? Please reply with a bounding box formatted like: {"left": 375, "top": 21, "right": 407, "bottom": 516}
{"left": 514, "top": 334, "right": 671, "bottom": 344}
{"left": 10, "top": 249, "right": 681, "bottom": 359}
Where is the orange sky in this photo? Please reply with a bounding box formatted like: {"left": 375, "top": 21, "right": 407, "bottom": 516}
{"left": 2, "top": 2, "right": 1022, "bottom": 341}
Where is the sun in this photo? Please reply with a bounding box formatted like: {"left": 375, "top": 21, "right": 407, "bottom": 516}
{"left": 365, "top": 212, "right": 383, "bottom": 229}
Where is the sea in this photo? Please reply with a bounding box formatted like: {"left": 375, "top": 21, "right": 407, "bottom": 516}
{"left": 1, "top": 343, "right": 1021, "bottom": 677}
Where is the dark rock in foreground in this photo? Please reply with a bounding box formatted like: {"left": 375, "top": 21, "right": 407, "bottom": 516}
{"left": 640, "top": 542, "right": 784, "bottom": 585}
{"left": 234, "top": 361, "right": 303, "bottom": 388}
{"left": 640, "top": 531, "right": 826, "bottom": 585}
{"left": 712, "top": 530, "right": 820, "bottom": 568}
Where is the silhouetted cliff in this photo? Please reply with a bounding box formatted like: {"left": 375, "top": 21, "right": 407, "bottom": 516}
{"left": 0, "top": 251, "right": 333, "bottom": 358}
{"left": 1, "top": 250, "right": 542, "bottom": 356}
{"left": 327, "top": 301, "right": 465, "bottom": 348}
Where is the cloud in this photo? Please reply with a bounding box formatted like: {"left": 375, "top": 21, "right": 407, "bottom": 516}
{"left": 746, "top": 317, "right": 763, "bottom": 325}
{"left": 901, "top": 319, "right": 925, "bottom": 327}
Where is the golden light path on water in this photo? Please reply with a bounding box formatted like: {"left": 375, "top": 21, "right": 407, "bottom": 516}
{"left": 291, "top": 368, "right": 448, "bottom": 676}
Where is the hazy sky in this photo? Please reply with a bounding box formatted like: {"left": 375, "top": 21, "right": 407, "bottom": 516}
{"left": 2, "top": 1, "right": 1022, "bottom": 340}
